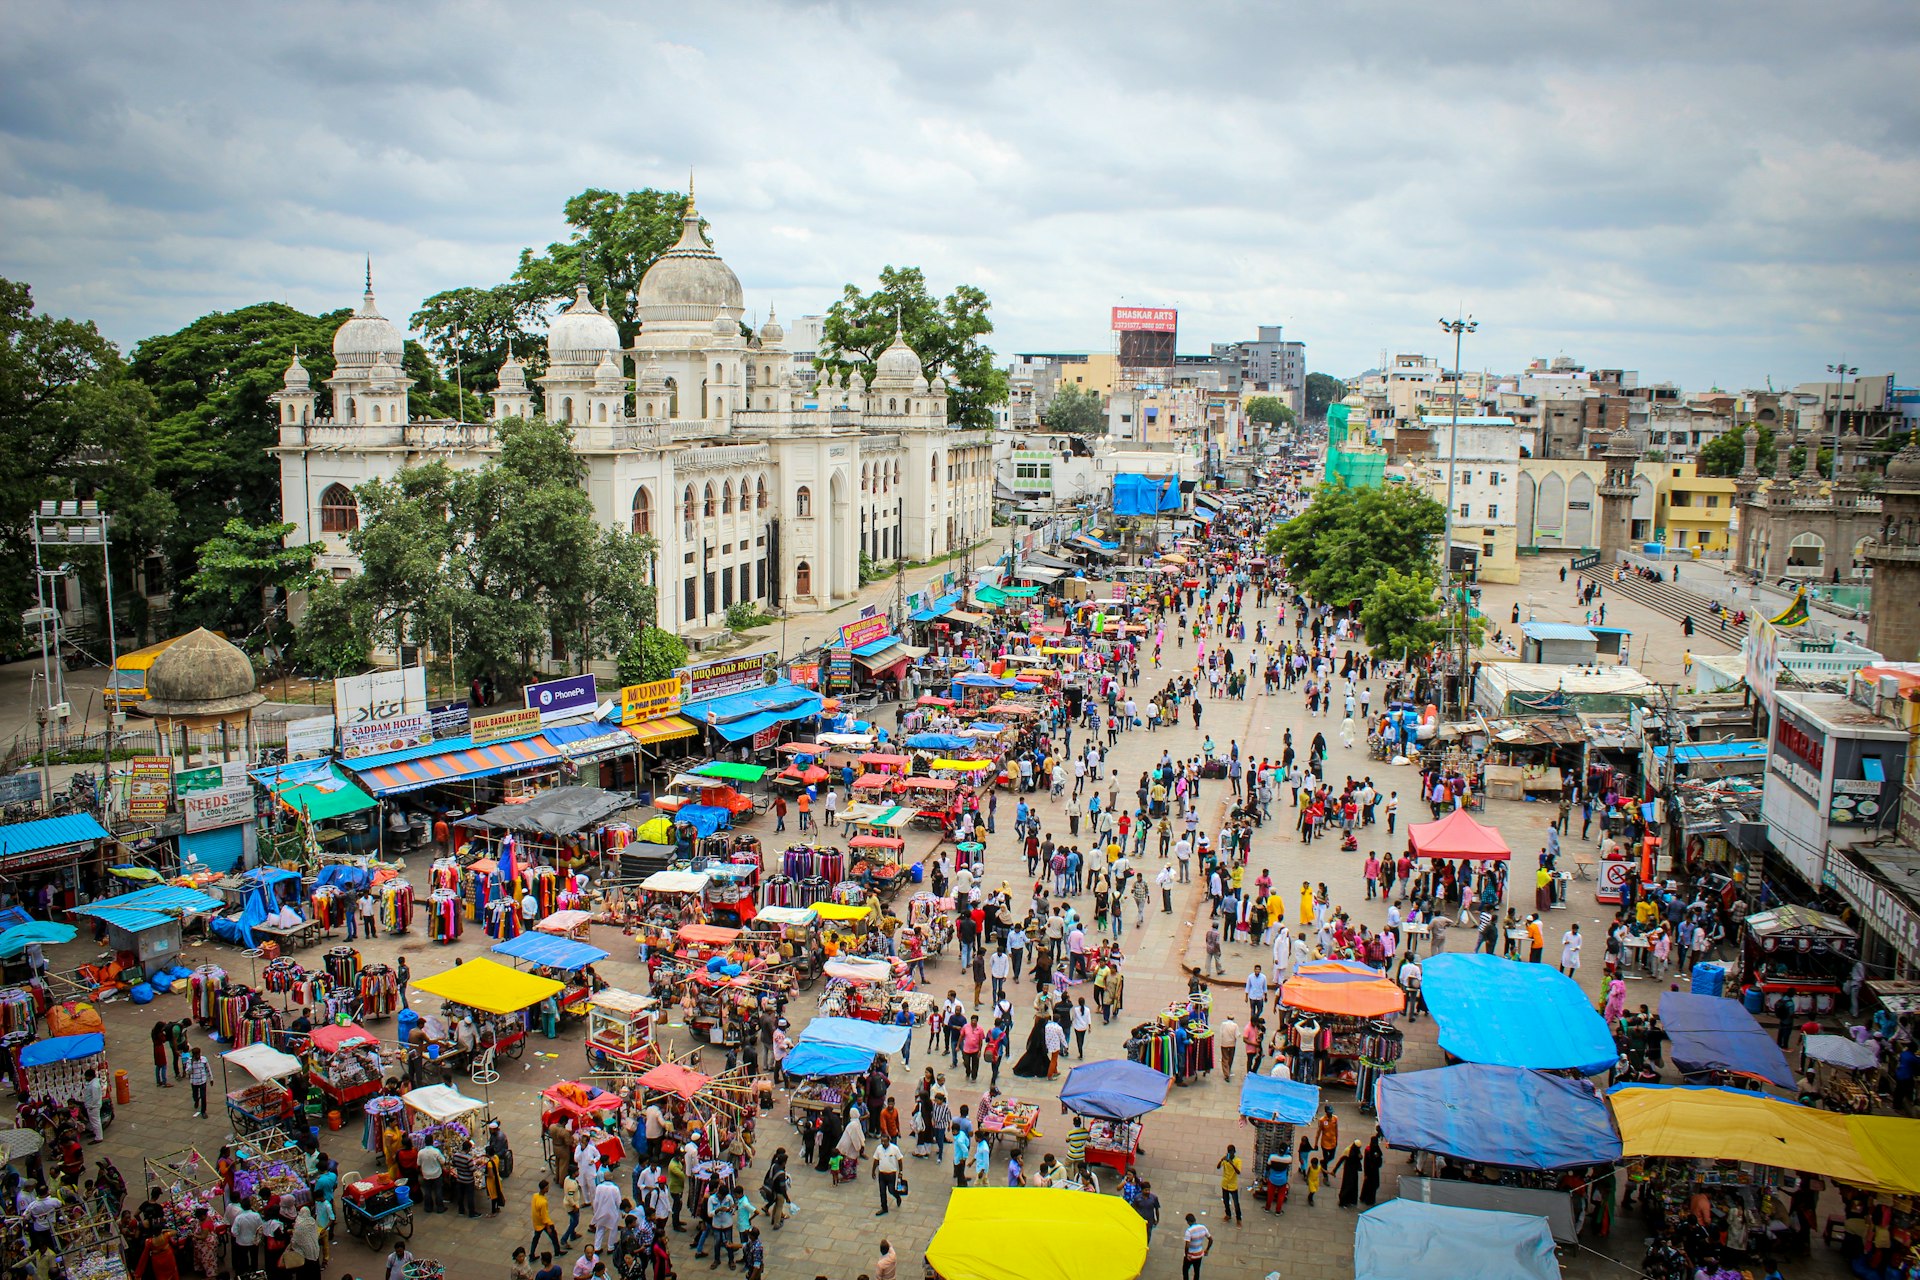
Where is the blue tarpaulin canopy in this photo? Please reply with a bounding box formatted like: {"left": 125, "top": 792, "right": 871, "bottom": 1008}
{"left": 797, "top": 1016, "right": 910, "bottom": 1057}
{"left": 1238, "top": 1074, "right": 1321, "bottom": 1125}
{"left": 0, "top": 813, "right": 109, "bottom": 858}
{"left": 951, "top": 673, "right": 1019, "bottom": 689}
{"left": 909, "top": 592, "right": 963, "bottom": 623}
{"left": 679, "top": 681, "right": 823, "bottom": 744}
{"left": 491, "top": 932, "right": 611, "bottom": 970}
{"left": 781, "top": 1041, "right": 879, "bottom": 1077}
{"left": 21, "top": 1034, "right": 105, "bottom": 1067}
{"left": 1355, "top": 1201, "right": 1562, "bottom": 1280}
{"left": 675, "top": 804, "right": 732, "bottom": 838}
{"left": 904, "top": 733, "right": 971, "bottom": 750}
{"left": 1420, "top": 954, "right": 1616, "bottom": 1076}
{"left": 0, "top": 921, "right": 77, "bottom": 957}
{"left": 315, "top": 865, "right": 372, "bottom": 893}
{"left": 1111, "top": 474, "right": 1181, "bottom": 516}
{"left": 1659, "top": 992, "right": 1796, "bottom": 1090}
{"left": 1375, "top": 1065, "right": 1621, "bottom": 1170}
{"left": 1059, "top": 1059, "right": 1171, "bottom": 1120}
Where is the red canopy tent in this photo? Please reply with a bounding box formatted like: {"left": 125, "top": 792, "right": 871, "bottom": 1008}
{"left": 1405, "top": 809, "right": 1511, "bottom": 862}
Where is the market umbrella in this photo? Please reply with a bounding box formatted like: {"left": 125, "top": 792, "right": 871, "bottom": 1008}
{"left": 0, "top": 920, "right": 76, "bottom": 957}
{"left": 0, "top": 1127, "right": 45, "bottom": 1161}
{"left": 1803, "top": 1035, "right": 1880, "bottom": 1072}
{"left": 927, "top": 1188, "right": 1147, "bottom": 1280}
{"left": 1059, "top": 1059, "right": 1170, "bottom": 1120}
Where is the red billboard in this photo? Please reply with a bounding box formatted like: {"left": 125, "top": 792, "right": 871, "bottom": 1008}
{"left": 1111, "top": 307, "right": 1177, "bottom": 333}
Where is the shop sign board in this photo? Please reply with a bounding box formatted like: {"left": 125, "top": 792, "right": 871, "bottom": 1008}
{"left": 341, "top": 712, "right": 432, "bottom": 759}
{"left": 839, "top": 615, "right": 891, "bottom": 650}
{"left": 429, "top": 701, "right": 471, "bottom": 739}
{"left": 284, "top": 715, "right": 336, "bottom": 760}
{"left": 183, "top": 783, "right": 253, "bottom": 832}
{"left": 334, "top": 667, "right": 428, "bottom": 727}
{"left": 126, "top": 756, "right": 172, "bottom": 820}
{"left": 470, "top": 707, "right": 541, "bottom": 745}
{"left": 679, "top": 653, "right": 776, "bottom": 704}
{"left": 619, "top": 679, "right": 681, "bottom": 726}
{"left": 0, "top": 772, "right": 41, "bottom": 806}
{"left": 788, "top": 662, "right": 820, "bottom": 689}
{"left": 524, "top": 674, "right": 599, "bottom": 724}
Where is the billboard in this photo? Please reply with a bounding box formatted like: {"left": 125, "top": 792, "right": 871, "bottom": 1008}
{"left": 839, "top": 615, "right": 891, "bottom": 650}
{"left": 679, "top": 653, "right": 777, "bottom": 705}
{"left": 126, "top": 757, "right": 171, "bottom": 820}
{"left": 341, "top": 713, "right": 432, "bottom": 759}
{"left": 284, "top": 714, "right": 336, "bottom": 760}
{"left": 619, "top": 679, "right": 681, "bottom": 726}
{"left": 429, "top": 701, "right": 471, "bottom": 740}
{"left": 1111, "top": 307, "right": 1177, "bottom": 333}
{"left": 334, "top": 667, "right": 428, "bottom": 728}
{"left": 524, "top": 674, "right": 599, "bottom": 724}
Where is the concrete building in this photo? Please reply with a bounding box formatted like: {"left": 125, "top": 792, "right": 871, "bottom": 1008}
{"left": 1411, "top": 416, "right": 1524, "bottom": 583}
{"left": 1650, "top": 463, "right": 1738, "bottom": 553}
{"left": 273, "top": 197, "right": 993, "bottom": 641}
{"left": 1210, "top": 324, "right": 1306, "bottom": 416}
{"left": 1734, "top": 425, "right": 1881, "bottom": 587}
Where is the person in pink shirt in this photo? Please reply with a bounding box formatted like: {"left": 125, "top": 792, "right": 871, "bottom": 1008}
{"left": 960, "top": 1016, "right": 987, "bottom": 1082}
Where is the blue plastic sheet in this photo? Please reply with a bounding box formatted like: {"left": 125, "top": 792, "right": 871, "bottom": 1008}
{"left": 781, "top": 1041, "right": 877, "bottom": 1078}
{"left": 21, "top": 1034, "right": 105, "bottom": 1067}
{"left": 904, "top": 733, "right": 971, "bottom": 750}
{"left": 315, "top": 865, "right": 371, "bottom": 893}
{"left": 1355, "top": 1201, "right": 1560, "bottom": 1280}
{"left": 1659, "top": 992, "right": 1796, "bottom": 1090}
{"left": 675, "top": 804, "right": 732, "bottom": 838}
{"left": 1111, "top": 473, "right": 1181, "bottom": 516}
{"left": 491, "top": 932, "right": 611, "bottom": 970}
{"left": 1237, "top": 1074, "right": 1321, "bottom": 1125}
{"left": 1059, "top": 1059, "right": 1170, "bottom": 1120}
{"left": 1421, "top": 954, "right": 1616, "bottom": 1075}
{"left": 797, "top": 1016, "right": 910, "bottom": 1056}
{"left": 1375, "top": 1065, "right": 1621, "bottom": 1170}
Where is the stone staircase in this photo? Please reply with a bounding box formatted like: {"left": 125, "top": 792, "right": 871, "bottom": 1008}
{"left": 1598, "top": 559, "right": 1745, "bottom": 645}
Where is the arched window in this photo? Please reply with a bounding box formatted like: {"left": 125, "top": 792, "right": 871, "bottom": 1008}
{"left": 704, "top": 483, "right": 717, "bottom": 517}
{"left": 561, "top": 397, "right": 573, "bottom": 423}
{"left": 631, "top": 486, "right": 653, "bottom": 535}
{"left": 721, "top": 481, "right": 733, "bottom": 514}
{"left": 683, "top": 485, "right": 696, "bottom": 523}
{"left": 795, "top": 561, "right": 812, "bottom": 595}
{"left": 762, "top": 396, "right": 771, "bottom": 409}
{"left": 371, "top": 404, "right": 382, "bottom": 423}
{"left": 319, "top": 484, "right": 359, "bottom": 533}
{"left": 795, "top": 486, "right": 812, "bottom": 517}
{"left": 597, "top": 403, "right": 607, "bottom": 423}
{"left": 861, "top": 465, "right": 870, "bottom": 493}
{"left": 892, "top": 461, "right": 900, "bottom": 488}
{"left": 715, "top": 362, "right": 725, "bottom": 381}
{"left": 762, "top": 365, "right": 771, "bottom": 383}
{"left": 664, "top": 378, "right": 678, "bottom": 417}
{"left": 756, "top": 477, "right": 769, "bottom": 510}
{"left": 931, "top": 454, "right": 940, "bottom": 482}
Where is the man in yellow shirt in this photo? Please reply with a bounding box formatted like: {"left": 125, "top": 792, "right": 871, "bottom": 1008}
{"left": 1217, "top": 1143, "right": 1244, "bottom": 1223}
{"left": 530, "top": 1178, "right": 561, "bottom": 1257}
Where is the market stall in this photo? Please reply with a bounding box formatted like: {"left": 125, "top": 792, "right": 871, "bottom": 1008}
{"left": 1125, "top": 989, "right": 1215, "bottom": 1082}
{"left": 409, "top": 956, "right": 564, "bottom": 1065}
{"left": 1801, "top": 1034, "right": 1883, "bottom": 1113}
{"left": 306, "top": 1021, "right": 388, "bottom": 1109}
{"left": 1278, "top": 959, "right": 1406, "bottom": 1101}
{"left": 925, "top": 1188, "right": 1148, "bottom": 1280}
{"left": 584, "top": 989, "right": 659, "bottom": 1074}
{"left": 220, "top": 1042, "right": 304, "bottom": 1138}
{"left": 975, "top": 1093, "right": 1043, "bottom": 1154}
{"left": 816, "top": 954, "right": 914, "bottom": 1022}
{"left": 400, "top": 1083, "right": 490, "bottom": 1157}
{"left": 1420, "top": 954, "right": 1615, "bottom": 1076}
{"left": 1659, "top": 991, "right": 1796, "bottom": 1091}
{"left": 1237, "top": 1074, "right": 1321, "bottom": 1211}
{"left": 1059, "top": 1058, "right": 1169, "bottom": 1174}
{"left": 489, "top": 930, "right": 610, "bottom": 1026}
{"left": 1740, "top": 905, "right": 1855, "bottom": 1016}
{"left": 742, "top": 904, "right": 822, "bottom": 989}
{"left": 1354, "top": 1201, "right": 1562, "bottom": 1280}
{"left": 18, "top": 1033, "right": 112, "bottom": 1110}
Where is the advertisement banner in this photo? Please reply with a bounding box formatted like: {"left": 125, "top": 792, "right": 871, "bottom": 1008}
{"left": 788, "top": 662, "right": 820, "bottom": 689}
{"left": 828, "top": 649, "right": 854, "bottom": 692}
{"left": 751, "top": 724, "right": 781, "bottom": 752}
{"left": 174, "top": 763, "right": 237, "bottom": 794}
{"left": 1110, "top": 306, "right": 1178, "bottom": 333}
{"left": 1768, "top": 703, "right": 1824, "bottom": 803}
{"left": 284, "top": 714, "right": 336, "bottom": 760}
{"left": 334, "top": 667, "right": 428, "bottom": 728}
{"left": 619, "top": 679, "right": 681, "bottom": 726}
{"left": 839, "top": 615, "right": 891, "bottom": 650}
{"left": 341, "top": 712, "right": 433, "bottom": 759}
{"left": 0, "top": 772, "right": 42, "bottom": 806}
{"left": 679, "top": 653, "right": 776, "bottom": 705}
{"left": 471, "top": 707, "right": 541, "bottom": 745}
{"left": 126, "top": 757, "right": 171, "bottom": 820}
{"left": 429, "top": 701, "right": 471, "bottom": 740}
{"left": 525, "top": 674, "right": 599, "bottom": 723}
{"left": 184, "top": 784, "right": 253, "bottom": 833}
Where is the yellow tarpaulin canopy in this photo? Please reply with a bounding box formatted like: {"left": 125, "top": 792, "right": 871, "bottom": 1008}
{"left": 926, "top": 1188, "right": 1148, "bottom": 1280}
{"left": 811, "top": 902, "right": 873, "bottom": 922}
{"left": 1038, "top": 646, "right": 1083, "bottom": 656}
{"left": 635, "top": 817, "right": 675, "bottom": 844}
{"left": 931, "top": 758, "right": 994, "bottom": 771}
{"left": 409, "top": 956, "right": 564, "bottom": 1015}
{"left": 1609, "top": 1085, "right": 1920, "bottom": 1193}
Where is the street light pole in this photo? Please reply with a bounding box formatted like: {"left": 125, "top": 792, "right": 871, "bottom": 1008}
{"left": 1438, "top": 316, "right": 1477, "bottom": 714}
{"left": 1827, "top": 361, "right": 1858, "bottom": 485}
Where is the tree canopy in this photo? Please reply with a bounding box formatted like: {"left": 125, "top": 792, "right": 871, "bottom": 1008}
{"left": 1245, "top": 395, "right": 1295, "bottom": 427}
{"left": 1697, "top": 422, "right": 1775, "bottom": 477}
{"left": 514, "top": 187, "right": 695, "bottom": 351}
{"left": 1040, "top": 382, "right": 1104, "bottom": 434}
{"left": 819, "top": 265, "right": 1008, "bottom": 431}
{"left": 1305, "top": 372, "right": 1345, "bottom": 420}
{"left": 0, "top": 279, "right": 172, "bottom": 655}
{"left": 182, "top": 518, "right": 324, "bottom": 652}
{"left": 298, "top": 417, "right": 659, "bottom": 683}
{"left": 1263, "top": 480, "right": 1447, "bottom": 605}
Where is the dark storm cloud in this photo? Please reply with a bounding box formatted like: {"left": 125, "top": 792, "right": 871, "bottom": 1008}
{"left": 0, "top": 0, "right": 1913, "bottom": 386}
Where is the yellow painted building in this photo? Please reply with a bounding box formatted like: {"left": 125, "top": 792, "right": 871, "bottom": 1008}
{"left": 1652, "top": 462, "right": 1736, "bottom": 553}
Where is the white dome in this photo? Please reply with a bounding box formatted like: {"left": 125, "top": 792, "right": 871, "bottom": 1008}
{"left": 497, "top": 351, "right": 527, "bottom": 389}
{"left": 548, "top": 283, "right": 622, "bottom": 363}
{"left": 759, "top": 310, "right": 785, "bottom": 346}
{"left": 593, "top": 351, "right": 625, "bottom": 388}
{"left": 635, "top": 197, "right": 744, "bottom": 327}
{"left": 871, "top": 324, "right": 924, "bottom": 386}
{"left": 333, "top": 286, "right": 405, "bottom": 365}
{"left": 283, "top": 351, "right": 311, "bottom": 388}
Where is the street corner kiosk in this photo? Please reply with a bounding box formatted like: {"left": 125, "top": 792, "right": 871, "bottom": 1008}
{"left": 408, "top": 955, "right": 565, "bottom": 1063}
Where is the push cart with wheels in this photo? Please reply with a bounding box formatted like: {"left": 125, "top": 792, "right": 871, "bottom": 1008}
{"left": 341, "top": 1190, "right": 415, "bottom": 1250}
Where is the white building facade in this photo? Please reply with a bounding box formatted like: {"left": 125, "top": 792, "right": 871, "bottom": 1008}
{"left": 273, "top": 199, "right": 993, "bottom": 636}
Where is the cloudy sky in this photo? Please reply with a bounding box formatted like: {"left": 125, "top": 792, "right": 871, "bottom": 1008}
{"left": 3, "top": 0, "right": 1915, "bottom": 388}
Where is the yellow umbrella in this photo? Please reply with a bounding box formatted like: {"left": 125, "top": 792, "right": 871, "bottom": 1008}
{"left": 927, "top": 1189, "right": 1147, "bottom": 1280}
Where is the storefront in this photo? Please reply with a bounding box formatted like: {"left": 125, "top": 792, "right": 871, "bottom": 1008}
{"left": 0, "top": 813, "right": 112, "bottom": 912}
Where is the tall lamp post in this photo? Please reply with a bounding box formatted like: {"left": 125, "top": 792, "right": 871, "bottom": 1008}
{"left": 1827, "top": 361, "right": 1858, "bottom": 484}
{"left": 1438, "top": 316, "right": 1477, "bottom": 715}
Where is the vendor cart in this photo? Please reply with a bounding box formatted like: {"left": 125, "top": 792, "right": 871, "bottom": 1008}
{"left": 489, "top": 930, "right": 612, "bottom": 1029}
{"left": 535, "top": 909, "right": 595, "bottom": 942}
{"left": 976, "top": 1094, "right": 1043, "bottom": 1155}
{"left": 306, "top": 1022, "right": 388, "bottom": 1109}
{"left": 400, "top": 1083, "right": 490, "bottom": 1154}
{"left": 1800, "top": 1034, "right": 1882, "bottom": 1113}
{"left": 584, "top": 989, "right": 660, "bottom": 1074}
{"left": 410, "top": 955, "right": 565, "bottom": 1069}
{"left": 744, "top": 904, "right": 822, "bottom": 990}
{"left": 341, "top": 1173, "right": 415, "bottom": 1250}
{"left": 220, "top": 1042, "right": 304, "bottom": 1138}
{"left": 1059, "top": 1059, "right": 1169, "bottom": 1176}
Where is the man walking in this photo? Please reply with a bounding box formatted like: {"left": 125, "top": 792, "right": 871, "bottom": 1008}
{"left": 1181, "top": 1213, "right": 1212, "bottom": 1279}
{"left": 872, "top": 1136, "right": 904, "bottom": 1216}
{"left": 1245, "top": 966, "right": 1267, "bottom": 1021}
{"left": 184, "top": 1046, "right": 212, "bottom": 1118}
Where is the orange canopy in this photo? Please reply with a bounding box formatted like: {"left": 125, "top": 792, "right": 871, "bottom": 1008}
{"left": 1281, "top": 960, "right": 1406, "bottom": 1018}
{"left": 849, "top": 835, "right": 905, "bottom": 850}
{"left": 860, "top": 753, "right": 909, "bottom": 768}
{"left": 678, "top": 924, "right": 741, "bottom": 946}
{"left": 639, "top": 1062, "right": 713, "bottom": 1101}
{"left": 1405, "top": 808, "right": 1512, "bottom": 862}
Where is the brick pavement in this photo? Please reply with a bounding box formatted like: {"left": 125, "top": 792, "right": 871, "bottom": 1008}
{"left": 50, "top": 622, "right": 1855, "bottom": 1280}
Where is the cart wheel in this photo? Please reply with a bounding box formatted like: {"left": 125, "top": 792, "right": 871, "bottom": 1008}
{"left": 395, "top": 1209, "right": 415, "bottom": 1240}
{"left": 504, "top": 1037, "right": 525, "bottom": 1061}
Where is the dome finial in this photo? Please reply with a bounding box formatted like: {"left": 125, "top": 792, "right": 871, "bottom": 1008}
{"left": 365, "top": 256, "right": 373, "bottom": 294}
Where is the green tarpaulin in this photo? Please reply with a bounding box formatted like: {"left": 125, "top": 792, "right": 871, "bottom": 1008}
{"left": 274, "top": 768, "right": 375, "bottom": 822}
{"left": 693, "top": 761, "right": 769, "bottom": 782}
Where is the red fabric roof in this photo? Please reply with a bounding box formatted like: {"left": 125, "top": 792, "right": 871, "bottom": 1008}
{"left": 639, "top": 1062, "right": 713, "bottom": 1100}
{"left": 1405, "top": 809, "right": 1512, "bottom": 862}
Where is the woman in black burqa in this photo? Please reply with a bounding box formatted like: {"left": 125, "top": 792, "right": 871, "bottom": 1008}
{"left": 1333, "top": 1140, "right": 1363, "bottom": 1208}
{"left": 1360, "top": 1134, "right": 1383, "bottom": 1205}
{"left": 1011, "top": 1015, "right": 1051, "bottom": 1079}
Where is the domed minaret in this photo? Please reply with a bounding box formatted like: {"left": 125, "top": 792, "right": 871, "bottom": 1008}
{"left": 493, "top": 345, "right": 534, "bottom": 422}
{"left": 1866, "top": 437, "right": 1920, "bottom": 658}
{"left": 326, "top": 262, "right": 412, "bottom": 426}
{"left": 273, "top": 349, "right": 316, "bottom": 426}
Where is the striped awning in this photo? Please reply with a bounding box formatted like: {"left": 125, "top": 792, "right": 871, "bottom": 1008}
{"left": 356, "top": 735, "right": 561, "bottom": 796}
{"left": 627, "top": 715, "right": 699, "bottom": 745}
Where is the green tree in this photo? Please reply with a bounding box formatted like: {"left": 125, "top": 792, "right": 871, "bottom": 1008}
{"left": 1305, "top": 372, "right": 1346, "bottom": 420}
{"left": 513, "top": 187, "right": 695, "bottom": 349}
{"left": 1245, "top": 395, "right": 1295, "bottom": 427}
{"left": 819, "top": 265, "right": 1008, "bottom": 431}
{"left": 617, "top": 626, "right": 688, "bottom": 685}
{"left": 409, "top": 284, "right": 547, "bottom": 399}
{"left": 183, "top": 518, "right": 325, "bottom": 650}
{"left": 0, "top": 279, "right": 173, "bottom": 654}
{"left": 1264, "top": 481, "right": 1447, "bottom": 605}
{"left": 1697, "top": 422, "right": 1776, "bottom": 477}
{"left": 290, "top": 577, "right": 372, "bottom": 678}
{"left": 1040, "top": 383, "right": 1104, "bottom": 434}
{"left": 1358, "top": 568, "right": 1447, "bottom": 657}
{"left": 130, "top": 302, "right": 345, "bottom": 606}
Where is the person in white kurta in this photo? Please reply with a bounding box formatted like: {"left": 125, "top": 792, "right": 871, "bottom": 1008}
{"left": 590, "top": 1176, "right": 621, "bottom": 1251}
{"left": 1559, "top": 925, "right": 1583, "bottom": 976}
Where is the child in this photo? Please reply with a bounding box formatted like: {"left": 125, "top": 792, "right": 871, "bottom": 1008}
{"left": 1305, "top": 1155, "right": 1321, "bottom": 1207}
